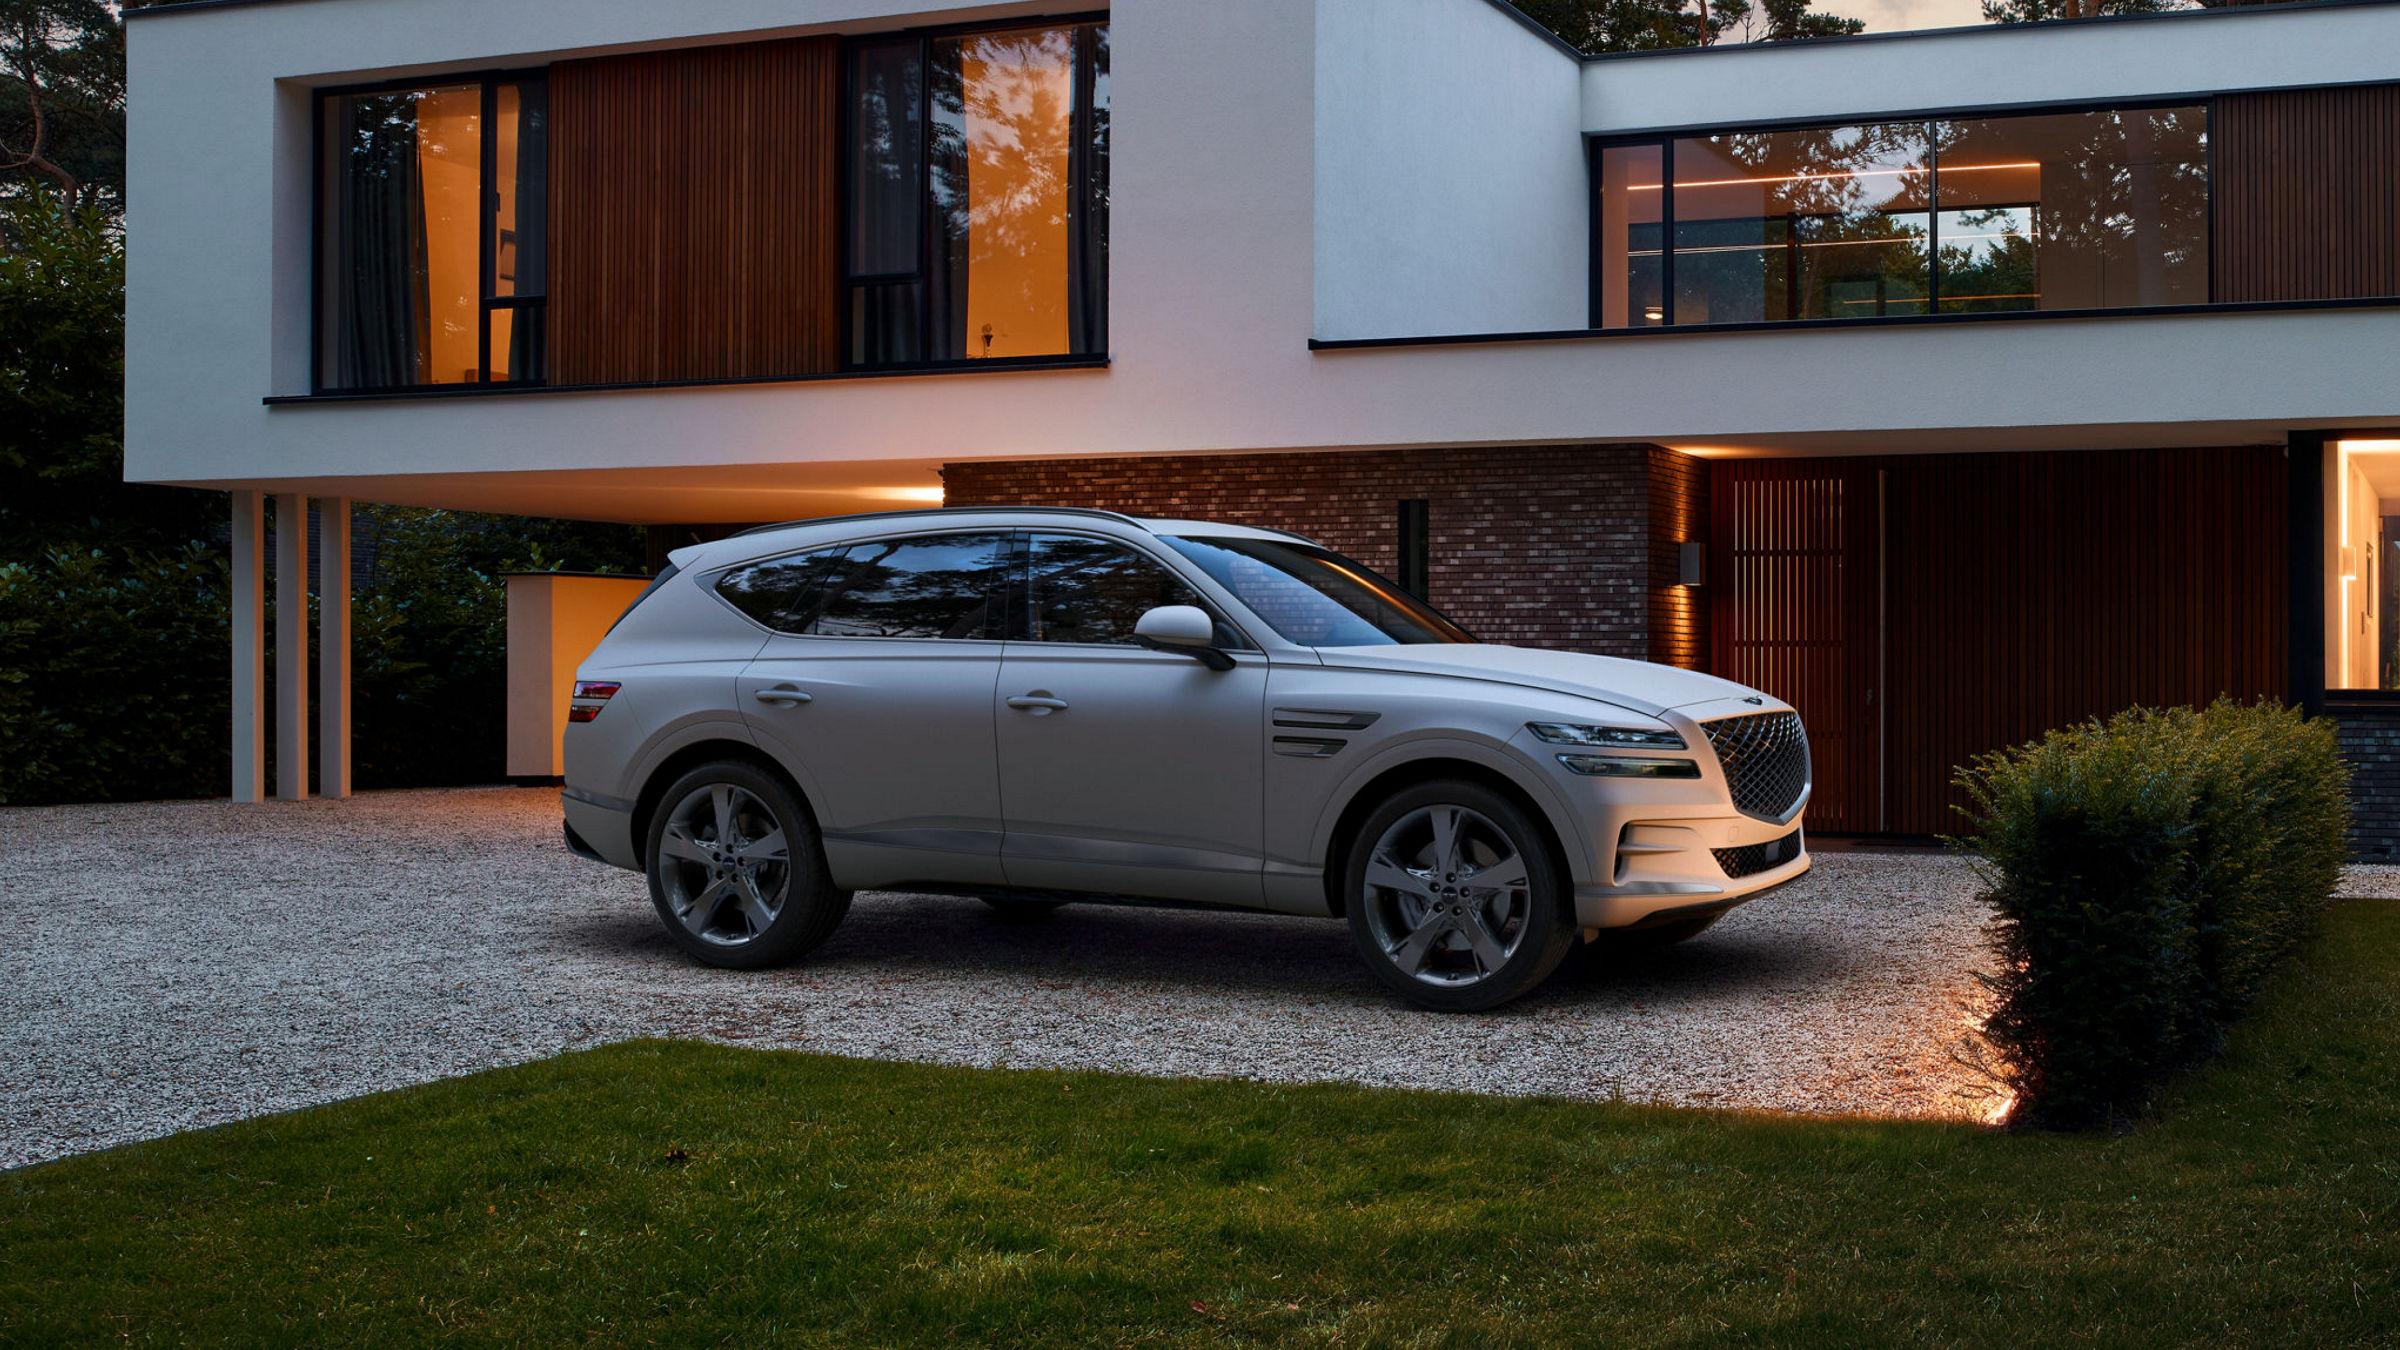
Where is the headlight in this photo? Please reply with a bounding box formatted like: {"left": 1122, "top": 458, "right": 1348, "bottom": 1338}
{"left": 1554, "top": 754, "right": 1701, "bottom": 779}
{"left": 1528, "top": 721, "right": 1686, "bottom": 750}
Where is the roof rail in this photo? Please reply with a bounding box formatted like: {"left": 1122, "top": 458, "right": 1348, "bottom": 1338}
{"left": 726, "top": 505, "right": 1149, "bottom": 539}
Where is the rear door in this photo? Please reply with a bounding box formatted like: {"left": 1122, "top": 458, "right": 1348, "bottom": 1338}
{"left": 732, "top": 530, "right": 1012, "bottom": 888}
{"left": 993, "top": 531, "right": 1269, "bottom": 905}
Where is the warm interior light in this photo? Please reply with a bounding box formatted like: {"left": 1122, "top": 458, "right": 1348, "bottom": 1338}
{"left": 2338, "top": 439, "right": 2400, "bottom": 453}
{"left": 1624, "top": 161, "right": 2043, "bottom": 192}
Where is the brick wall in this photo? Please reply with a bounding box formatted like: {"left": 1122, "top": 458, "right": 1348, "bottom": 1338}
{"left": 943, "top": 444, "right": 1683, "bottom": 657}
{"left": 2330, "top": 701, "right": 2400, "bottom": 858}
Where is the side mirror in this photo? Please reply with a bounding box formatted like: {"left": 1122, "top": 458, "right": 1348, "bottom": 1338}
{"left": 1134, "top": 605, "right": 1235, "bottom": 671}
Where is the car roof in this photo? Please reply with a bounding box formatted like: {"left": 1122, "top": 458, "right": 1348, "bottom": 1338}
{"left": 671, "top": 507, "right": 1311, "bottom": 571}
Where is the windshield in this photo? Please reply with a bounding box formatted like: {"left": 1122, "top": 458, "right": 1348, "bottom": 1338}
{"left": 1162, "top": 535, "right": 1475, "bottom": 646}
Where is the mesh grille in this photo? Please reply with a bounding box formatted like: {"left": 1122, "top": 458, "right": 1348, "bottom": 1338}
{"left": 1702, "top": 711, "right": 1810, "bottom": 822}
{"left": 1712, "top": 828, "right": 1803, "bottom": 879}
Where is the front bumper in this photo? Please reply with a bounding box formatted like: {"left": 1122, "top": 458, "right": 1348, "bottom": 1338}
{"left": 1570, "top": 817, "right": 1809, "bottom": 929}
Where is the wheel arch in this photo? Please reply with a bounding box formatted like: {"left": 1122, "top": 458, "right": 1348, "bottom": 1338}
{"left": 630, "top": 739, "right": 817, "bottom": 870}
{"left": 1317, "top": 753, "right": 1584, "bottom": 919}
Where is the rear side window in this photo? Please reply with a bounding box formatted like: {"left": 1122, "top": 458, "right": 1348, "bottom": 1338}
{"left": 718, "top": 532, "right": 1010, "bottom": 639}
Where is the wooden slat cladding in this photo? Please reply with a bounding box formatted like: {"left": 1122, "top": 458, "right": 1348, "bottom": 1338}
{"left": 1709, "top": 459, "right": 1881, "bottom": 833}
{"left": 1882, "top": 447, "right": 2287, "bottom": 834}
{"left": 2215, "top": 85, "right": 2400, "bottom": 303}
{"left": 1713, "top": 448, "right": 2288, "bottom": 836}
{"left": 549, "top": 38, "right": 840, "bottom": 386}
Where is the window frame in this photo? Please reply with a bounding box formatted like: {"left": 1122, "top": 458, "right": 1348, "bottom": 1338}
{"left": 1587, "top": 93, "right": 2218, "bottom": 334}
{"left": 1010, "top": 529, "right": 1256, "bottom": 651}
{"left": 310, "top": 67, "right": 551, "bottom": 396}
{"left": 836, "top": 12, "right": 1112, "bottom": 372}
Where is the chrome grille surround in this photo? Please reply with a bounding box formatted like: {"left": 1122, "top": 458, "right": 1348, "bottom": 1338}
{"left": 1701, "top": 711, "right": 1810, "bottom": 824}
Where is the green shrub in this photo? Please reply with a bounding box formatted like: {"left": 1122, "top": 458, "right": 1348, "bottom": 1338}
{"left": 1953, "top": 700, "right": 2349, "bottom": 1129}
{"left": 0, "top": 544, "right": 231, "bottom": 805}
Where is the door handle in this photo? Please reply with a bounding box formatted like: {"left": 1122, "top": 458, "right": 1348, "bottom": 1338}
{"left": 753, "top": 685, "right": 813, "bottom": 706}
{"left": 1006, "top": 693, "right": 1070, "bottom": 713}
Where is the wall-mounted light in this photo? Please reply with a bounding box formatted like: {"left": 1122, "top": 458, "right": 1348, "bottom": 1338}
{"left": 1679, "top": 541, "right": 1707, "bottom": 587}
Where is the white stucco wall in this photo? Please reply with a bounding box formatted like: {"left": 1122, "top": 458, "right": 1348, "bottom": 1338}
{"left": 1313, "top": 0, "right": 1586, "bottom": 340}
{"left": 1582, "top": 1, "right": 2400, "bottom": 133}
{"left": 122, "top": 0, "right": 2400, "bottom": 522}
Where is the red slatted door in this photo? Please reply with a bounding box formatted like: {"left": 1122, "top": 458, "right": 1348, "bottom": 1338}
{"left": 1709, "top": 459, "right": 1883, "bottom": 833}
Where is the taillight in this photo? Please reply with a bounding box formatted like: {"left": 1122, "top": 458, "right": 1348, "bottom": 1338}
{"left": 568, "top": 681, "right": 621, "bottom": 724}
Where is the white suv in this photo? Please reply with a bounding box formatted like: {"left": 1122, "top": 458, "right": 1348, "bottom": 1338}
{"left": 562, "top": 508, "right": 1810, "bottom": 1011}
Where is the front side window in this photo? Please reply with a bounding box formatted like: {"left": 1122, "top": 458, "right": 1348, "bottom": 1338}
{"left": 1018, "top": 534, "right": 1231, "bottom": 646}
{"left": 718, "top": 533, "right": 1009, "bottom": 639}
{"left": 318, "top": 75, "right": 547, "bottom": 390}
{"left": 1162, "top": 536, "right": 1475, "bottom": 647}
{"left": 845, "top": 23, "right": 1109, "bottom": 367}
{"left": 1598, "top": 104, "right": 2207, "bottom": 329}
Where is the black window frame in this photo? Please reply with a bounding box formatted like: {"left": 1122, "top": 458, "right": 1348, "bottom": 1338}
{"left": 310, "top": 67, "right": 550, "bottom": 396}
{"left": 837, "top": 13, "right": 1112, "bottom": 373}
{"left": 1588, "top": 94, "right": 2218, "bottom": 334}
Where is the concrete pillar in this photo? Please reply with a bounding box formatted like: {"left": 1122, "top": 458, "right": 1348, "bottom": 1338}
{"left": 273, "top": 492, "right": 310, "bottom": 801}
{"left": 319, "top": 498, "right": 352, "bottom": 799}
{"left": 230, "top": 491, "right": 265, "bottom": 804}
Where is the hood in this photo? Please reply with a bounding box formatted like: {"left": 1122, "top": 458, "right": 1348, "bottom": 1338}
{"left": 1314, "top": 643, "right": 1767, "bottom": 719}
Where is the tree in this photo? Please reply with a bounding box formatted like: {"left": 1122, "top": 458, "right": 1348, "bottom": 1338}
{"left": 0, "top": 0, "right": 123, "bottom": 210}
{"left": 1513, "top": 0, "right": 1862, "bottom": 53}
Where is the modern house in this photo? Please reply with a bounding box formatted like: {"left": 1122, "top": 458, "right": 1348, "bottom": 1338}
{"left": 124, "top": 0, "right": 2400, "bottom": 845}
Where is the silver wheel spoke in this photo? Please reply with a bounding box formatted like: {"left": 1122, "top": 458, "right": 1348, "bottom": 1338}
{"left": 1458, "top": 905, "right": 1509, "bottom": 972}
{"left": 1387, "top": 908, "right": 1452, "bottom": 975}
{"left": 657, "top": 827, "right": 709, "bottom": 865}
{"left": 1365, "top": 860, "right": 1427, "bottom": 895}
{"left": 682, "top": 877, "right": 733, "bottom": 933}
{"left": 1464, "top": 851, "right": 1527, "bottom": 895}
{"left": 735, "top": 828, "right": 787, "bottom": 865}
{"left": 711, "top": 785, "right": 737, "bottom": 844}
{"left": 733, "top": 874, "right": 776, "bottom": 933}
{"left": 1427, "top": 807, "right": 1461, "bottom": 876}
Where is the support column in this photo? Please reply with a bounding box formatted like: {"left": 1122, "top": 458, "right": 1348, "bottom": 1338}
{"left": 319, "top": 498, "right": 352, "bottom": 799}
{"left": 230, "top": 491, "right": 265, "bottom": 803}
{"left": 274, "top": 492, "right": 310, "bottom": 801}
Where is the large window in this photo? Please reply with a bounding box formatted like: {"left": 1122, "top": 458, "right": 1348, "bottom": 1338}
{"left": 1597, "top": 104, "right": 2208, "bottom": 330}
{"left": 318, "top": 74, "right": 547, "bottom": 391}
{"left": 845, "top": 22, "right": 1109, "bottom": 367}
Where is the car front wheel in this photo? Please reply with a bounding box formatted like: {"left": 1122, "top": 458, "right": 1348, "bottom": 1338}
{"left": 1343, "top": 780, "right": 1576, "bottom": 1012}
{"left": 645, "top": 760, "right": 849, "bottom": 970}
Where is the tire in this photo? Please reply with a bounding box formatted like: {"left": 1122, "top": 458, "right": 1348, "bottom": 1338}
{"left": 1343, "top": 779, "right": 1577, "bottom": 1012}
{"left": 645, "top": 760, "right": 850, "bottom": 970}
{"left": 979, "top": 896, "right": 1072, "bottom": 921}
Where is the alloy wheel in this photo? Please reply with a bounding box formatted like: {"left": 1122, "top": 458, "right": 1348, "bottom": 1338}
{"left": 1358, "top": 804, "right": 1533, "bottom": 987}
{"left": 655, "top": 782, "right": 792, "bottom": 946}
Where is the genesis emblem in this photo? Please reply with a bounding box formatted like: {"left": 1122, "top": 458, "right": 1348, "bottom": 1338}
{"left": 1743, "top": 696, "right": 1764, "bottom": 705}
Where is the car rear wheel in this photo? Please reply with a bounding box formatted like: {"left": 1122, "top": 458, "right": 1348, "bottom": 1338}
{"left": 1344, "top": 780, "right": 1576, "bottom": 1012}
{"left": 645, "top": 760, "right": 850, "bottom": 970}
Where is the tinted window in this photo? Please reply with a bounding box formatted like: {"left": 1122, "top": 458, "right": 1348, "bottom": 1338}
{"left": 1162, "top": 536, "right": 1474, "bottom": 647}
{"left": 1020, "top": 533, "right": 1226, "bottom": 646}
{"left": 812, "top": 532, "right": 1010, "bottom": 639}
{"left": 716, "top": 549, "right": 845, "bottom": 630}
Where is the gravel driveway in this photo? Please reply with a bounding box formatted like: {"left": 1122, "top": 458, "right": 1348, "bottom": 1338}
{"left": 3, "top": 787, "right": 2015, "bottom": 1169}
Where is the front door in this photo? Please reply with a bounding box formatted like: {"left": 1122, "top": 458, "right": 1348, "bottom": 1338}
{"left": 994, "top": 532, "right": 1269, "bottom": 905}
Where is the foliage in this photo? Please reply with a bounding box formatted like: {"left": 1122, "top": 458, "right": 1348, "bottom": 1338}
{"left": 1953, "top": 700, "right": 2349, "bottom": 1129}
{"left": 5, "top": 902, "right": 2399, "bottom": 1343}
{"left": 1514, "top": 0, "right": 1861, "bottom": 53}
{"left": 0, "top": 543, "right": 229, "bottom": 804}
{"left": 0, "top": 0, "right": 122, "bottom": 210}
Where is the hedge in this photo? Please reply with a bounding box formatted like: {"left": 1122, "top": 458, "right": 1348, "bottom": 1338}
{"left": 1952, "top": 700, "right": 2349, "bottom": 1129}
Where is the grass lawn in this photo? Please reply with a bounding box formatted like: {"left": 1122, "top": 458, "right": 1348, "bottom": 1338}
{"left": 6, "top": 907, "right": 2397, "bottom": 1348}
